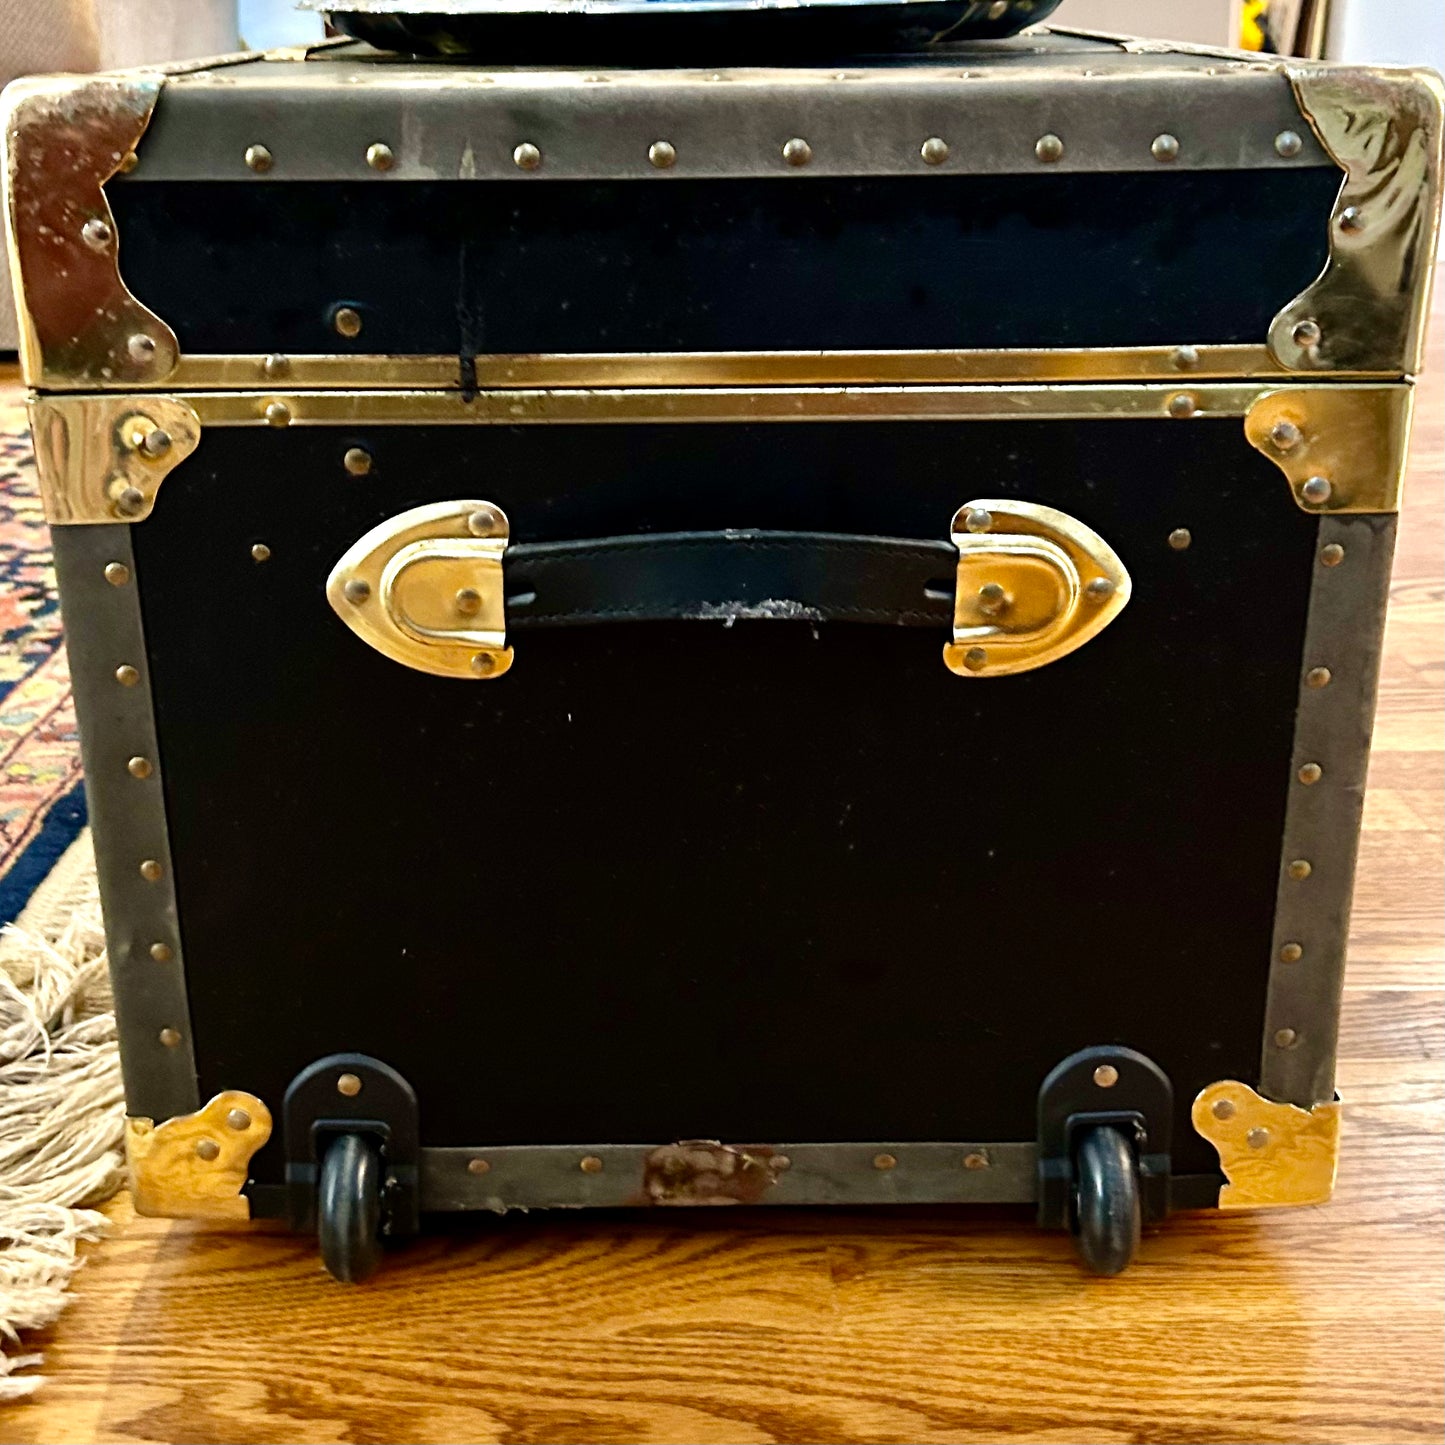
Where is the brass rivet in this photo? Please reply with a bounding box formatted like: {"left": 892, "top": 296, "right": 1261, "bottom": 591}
{"left": 963, "top": 647, "right": 988, "bottom": 672}
{"left": 119, "top": 150, "right": 139, "bottom": 173}
{"left": 343, "top": 447, "right": 373, "bottom": 477}
{"left": 978, "top": 581, "right": 1010, "bottom": 616}
{"left": 158, "top": 1026, "right": 181, "bottom": 1047}
{"left": 1305, "top": 666, "right": 1332, "bottom": 689}
{"left": 140, "top": 859, "right": 163, "bottom": 882}
{"left": 1085, "top": 577, "right": 1115, "bottom": 603}
{"left": 81, "top": 217, "right": 113, "bottom": 250}
{"left": 1270, "top": 419, "right": 1303, "bottom": 451}
{"left": 336, "top": 1073, "right": 362, "bottom": 1097}
{"left": 1339, "top": 206, "right": 1365, "bottom": 233}
{"left": 1274, "top": 1027, "right": 1299, "bottom": 1049}
{"left": 873, "top": 1152, "right": 898, "bottom": 1171}
{"left": 963, "top": 1150, "right": 990, "bottom": 1170}
{"left": 963, "top": 507, "right": 993, "bottom": 533}
{"left": 773, "top": 1154, "right": 792, "bottom": 1171}
{"left": 1168, "top": 392, "right": 1197, "bottom": 420}
{"left": 1151, "top": 133, "right": 1180, "bottom": 162}
{"left": 333, "top": 307, "right": 363, "bottom": 340}
{"left": 195, "top": 1139, "right": 220, "bottom": 1161}
{"left": 1247, "top": 1126, "right": 1270, "bottom": 1149}
{"left": 987, "top": 0, "right": 1008, "bottom": 16}
{"left": 921, "top": 136, "right": 950, "bottom": 166}
{"left": 150, "top": 942, "right": 174, "bottom": 963}
{"left": 1320, "top": 543, "right": 1345, "bottom": 567}
{"left": 138, "top": 427, "right": 172, "bottom": 459}
{"left": 1171, "top": 345, "right": 1199, "bottom": 370}
{"left": 1301, "top": 476, "right": 1332, "bottom": 505}
{"left": 455, "top": 587, "right": 482, "bottom": 617}
{"left": 1211, "top": 1098, "right": 1235, "bottom": 1121}
{"left": 1275, "top": 129, "right": 1303, "bottom": 158}
{"left": 104, "top": 561, "right": 131, "bottom": 587}
{"left": 366, "top": 142, "right": 395, "bottom": 171}
{"left": 648, "top": 140, "right": 677, "bottom": 169}
{"left": 226, "top": 1108, "right": 252, "bottom": 1132}
{"left": 513, "top": 142, "right": 542, "bottom": 171}
{"left": 263, "top": 353, "right": 290, "bottom": 379}
{"left": 467, "top": 505, "right": 502, "bottom": 537}
{"left": 467, "top": 1157, "right": 491, "bottom": 1175}
{"left": 1288, "top": 859, "right": 1313, "bottom": 881}
{"left": 1035, "top": 133, "right": 1064, "bottom": 163}
{"left": 1168, "top": 528, "right": 1192, "bottom": 551}
{"left": 580, "top": 1154, "right": 604, "bottom": 1174}
{"left": 782, "top": 137, "right": 812, "bottom": 167}
{"left": 1279, "top": 942, "right": 1303, "bottom": 963}
{"left": 1298, "top": 762, "right": 1323, "bottom": 786}
{"left": 470, "top": 651, "right": 501, "bottom": 677}
{"left": 1292, "top": 318, "right": 1322, "bottom": 349}
{"left": 126, "top": 330, "right": 156, "bottom": 363}
{"left": 244, "top": 144, "right": 274, "bottom": 173}
{"left": 343, "top": 578, "right": 372, "bottom": 605}
{"left": 1093, "top": 1064, "right": 1119, "bottom": 1088}
{"left": 115, "top": 486, "right": 146, "bottom": 517}
{"left": 127, "top": 756, "right": 153, "bottom": 779}
{"left": 115, "top": 664, "right": 140, "bottom": 687}
{"left": 264, "top": 400, "right": 291, "bottom": 427}
{"left": 251, "top": 543, "right": 271, "bottom": 563}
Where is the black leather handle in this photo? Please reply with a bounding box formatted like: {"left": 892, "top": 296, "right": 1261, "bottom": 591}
{"left": 503, "top": 530, "right": 957, "bottom": 629}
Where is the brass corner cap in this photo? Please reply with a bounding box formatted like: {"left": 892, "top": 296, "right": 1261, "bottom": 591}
{"left": 127, "top": 1090, "right": 272, "bottom": 1220}
{"left": 1193, "top": 1080, "right": 1340, "bottom": 1210}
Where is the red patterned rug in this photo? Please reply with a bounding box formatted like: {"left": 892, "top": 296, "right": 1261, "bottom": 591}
{"left": 0, "top": 387, "right": 86, "bottom": 925}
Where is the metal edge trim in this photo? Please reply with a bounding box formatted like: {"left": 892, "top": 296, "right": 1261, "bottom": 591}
{"left": 1259, "top": 514, "right": 1397, "bottom": 1108}
{"left": 50, "top": 526, "right": 200, "bottom": 1122}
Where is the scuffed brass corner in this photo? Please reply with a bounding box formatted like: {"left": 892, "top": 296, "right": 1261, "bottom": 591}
{"left": 2, "top": 73, "right": 179, "bottom": 389}
{"left": 127, "top": 1091, "right": 272, "bottom": 1220}
{"left": 1245, "top": 384, "right": 1413, "bottom": 513}
{"left": 1193, "top": 1081, "right": 1340, "bottom": 1210}
{"left": 29, "top": 393, "right": 201, "bottom": 524}
{"left": 1271, "top": 66, "right": 1445, "bottom": 376}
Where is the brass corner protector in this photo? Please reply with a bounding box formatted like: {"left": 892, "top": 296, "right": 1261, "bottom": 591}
{"left": 3, "top": 73, "right": 179, "bottom": 389}
{"left": 1193, "top": 1081, "right": 1340, "bottom": 1210}
{"left": 1245, "top": 384, "right": 1413, "bottom": 513}
{"left": 127, "top": 1091, "right": 273, "bottom": 1220}
{"left": 1271, "top": 65, "right": 1445, "bottom": 376}
{"left": 29, "top": 393, "right": 201, "bottom": 524}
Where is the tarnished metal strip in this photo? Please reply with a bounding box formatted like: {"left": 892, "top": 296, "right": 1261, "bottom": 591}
{"left": 51, "top": 526, "right": 200, "bottom": 1123}
{"left": 1260, "top": 514, "right": 1396, "bottom": 1109}
{"left": 420, "top": 1140, "right": 1037, "bottom": 1211}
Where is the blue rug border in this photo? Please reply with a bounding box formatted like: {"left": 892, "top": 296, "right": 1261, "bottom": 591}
{"left": 0, "top": 779, "right": 88, "bottom": 927}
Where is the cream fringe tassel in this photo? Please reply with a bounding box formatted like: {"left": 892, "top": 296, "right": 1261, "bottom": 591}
{"left": 0, "top": 833, "right": 124, "bottom": 1399}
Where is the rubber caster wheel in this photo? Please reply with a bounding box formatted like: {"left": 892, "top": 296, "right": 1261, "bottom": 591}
{"left": 318, "top": 1132, "right": 384, "bottom": 1283}
{"left": 1071, "top": 1124, "right": 1141, "bottom": 1276}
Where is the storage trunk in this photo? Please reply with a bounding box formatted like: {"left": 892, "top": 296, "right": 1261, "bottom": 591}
{"left": 4, "top": 26, "right": 1440, "bottom": 1278}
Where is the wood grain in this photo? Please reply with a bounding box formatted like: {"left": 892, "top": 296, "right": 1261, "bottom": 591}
{"left": 3, "top": 310, "right": 1443, "bottom": 1444}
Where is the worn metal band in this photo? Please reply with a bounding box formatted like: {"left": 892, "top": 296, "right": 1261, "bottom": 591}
{"left": 50, "top": 527, "right": 200, "bottom": 1122}
{"left": 419, "top": 1141, "right": 1036, "bottom": 1210}
{"left": 1260, "top": 514, "right": 1397, "bottom": 1108}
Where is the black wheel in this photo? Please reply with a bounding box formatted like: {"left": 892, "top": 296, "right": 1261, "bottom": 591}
{"left": 1070, "top": 1124, "right": 1141, "bottom": 1276}
{"left": 318, "top": 1133, "right": 384, "bottom": 1284}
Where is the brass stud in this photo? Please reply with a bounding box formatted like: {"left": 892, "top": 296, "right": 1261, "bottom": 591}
{"left": 119, "top": 150, "right": 139, "bottom": 174}
{"left": 1275, "top": 129, "right": 1303, "bottom": 158}
{"left": 1247, "top": 1127, "right": 1270, "bottom": 1149}
{"left": 987, "top": 0, "right": 1008, "bottom": 16}
{"left": 262, "top": 353, "right": 290, "bottom": 380}
{"left": 1288, "top": 859, "right": 1313, "bottom": 881}
{"left": 1168, "top": 392, "right": 1197, "bottom": 420}
{"left": 114, "top": 486, "right": 146, "bottom": 517}
{"left": 1211, "top": 1098, "right": 1235, "bottom": 1121}
{"left": 455, "top": 587, "right": 482, "bottom": 617}
{"left": 264, "top": 400, "right": 291, "bottom": 427}
{"left": 1339, "top": 206, "right": 1365, "bottom": 233}
{"left": 921, "top": 136, "right": 950, "bottom": 166}
{"left": 963, "top": 1151, "right": 990, "bottom": 1170}
{"left": 1320, "top": 543, "right": 1345, "bottom": 567}
{"left": 1270, "top": 419, "right": 1303, "bottom": 451}
{"left": 115, "top": 664, "right": 140, "bottom": 687}
{"left": 343, "top": 578, "right": 371, "bottom": 605}
{"left": 366, "top": 142, "right": 395, "bottom": 172}
{"left": 467, "top": 1157, "right": 491, "bottom": 1175}
{"left": 962, "top": 647, "right": 988, "bottom": 672}
{"left": 470, "top": 651, "right": 501, "bottom": 677}
{"left": 873, "top": 1152, "right": 898, "bottom": 1171}
{"left": 81, "top": 217, "right": 113, "bottom": 250}
{"left": 513, "top": 142, "right": 542, "bottom": 171}
{"left": 467, "top": 505, "right": 502, "bottom": 536}
{"left": 782, "top": 137, "right": 812, "bottom": 167}
{"left": 195, "top": 1139, "right": 220, "bottom": 1162}
{"left": 1168, "top": 528, "right": 1192, "bottom": 551}
{"left": 1085, "top": 577, "right": 1115, "bottom": 603}
{"left": 580, "top": 1154, "right": 604, "bottom": 1174}
{"left": 648, "top": 140, "right": 677, "bottom": 169}
{"left": 226, "top": 1108, "right": 252, "bottom": 1131}
{"left": 127, "top": 756, "right": 153, "bottom": 779}
{"left": 336, "top": 1073, "right": 362, "bottom": 1097}
{"left": 104, "top": 561, "right": 131, "bottom": 587}
{"left": 251, "top": 543, "right": 271, "bottom": 563}
{"left": 773, "top": 1154, "right": 792, "bottom": 1171}
{"left": 159, "top": 1026, "right": 181, "bottom": 1047}
{"left": 1279, "top": 942, "right": 1303, "bottom": 964}
{"left": 1274, "top": 1027, "right": 1299, "bottom": 1049}
{"left": 963, "top": 507, "right": 993, "bottom": 534}
{"left": 140, "top": 859, "right": 163, "bottom": 882}
{"left": 127, "top": 333, "right": 157, "bottom": 365}
{"left": 1151, "top": 133, "right": 1180, "bottom": 162}
{"left": 1298, "top": 762, "right": 1323, "bottom": 786}
{"left": 1093, "top": 1064, "right": 1119, "bottom": 1088}
{"left": 244, "top": 144, "right": 274, "bottom": 173}
{"left": 1034, "top": 133, "right": 1064, "bottom": 163}
{"left": 1301, "top": 476, "right": 1332, "bottom": 505}
{"left": 138, "top": 427, "right": 172, "bottom": 459}
{"left": 343, "top": 447, "right": 373, "bottom": 477}
{"left": 1171, "top": 345, "right": 1199, "bottom": 370}
{"left": 333, "top": 307, "right": 363, "bottom": 339}
{"left": 1292, "top": 318, "right": 1322, "bottom": 349}
{"left": 1305, "top": 666, "right": 1332, "bottom": 689}
{"left": 150, "top": 942, "right": 174, "bottom": 963}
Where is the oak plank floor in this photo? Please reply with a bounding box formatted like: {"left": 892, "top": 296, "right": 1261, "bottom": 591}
{"left": 3, "top": 302, "right": 1443, "bottom": 1444}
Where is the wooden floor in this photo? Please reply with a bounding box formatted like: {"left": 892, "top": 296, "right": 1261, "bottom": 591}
{"left": 5, "top": 306, "right": 1444, "bottom": 1443}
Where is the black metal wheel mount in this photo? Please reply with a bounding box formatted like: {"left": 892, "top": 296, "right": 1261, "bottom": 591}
{"left": 1070, "top": 1123, "right": 1142, "bottom": 1277}
{"left": 318, "top": 1132, "right": 385, "bottom": 1284}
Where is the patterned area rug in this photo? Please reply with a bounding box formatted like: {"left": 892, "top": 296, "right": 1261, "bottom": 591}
{"left": 0, "top": 387, "right": 86, "bottom": 925}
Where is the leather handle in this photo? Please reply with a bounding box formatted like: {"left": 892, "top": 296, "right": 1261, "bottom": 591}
{"left": 503, "top": 530, "right": 958, "bottom": 629}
